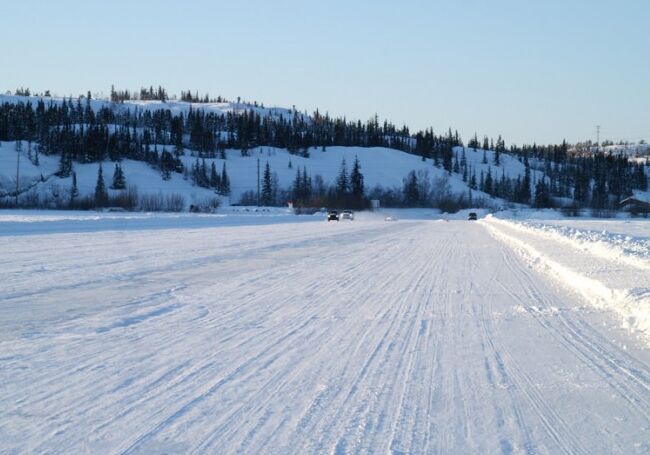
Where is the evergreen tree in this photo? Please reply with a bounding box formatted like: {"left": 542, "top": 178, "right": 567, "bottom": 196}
{"left": 303, "top": 166, "right": 312, "bottom": 201}
{"left": 636, "top": 163, "right": 648, "bottom": 191}
{"left": 201, "top": 159, "right": 208, "bottom": 187}
{"left": 261, "top": 162, "right": 273, "bottom": 206}
{"left": 292, "top": 167, "right": 303, "bottom": 202}
{"left": 210, "top": 162, "right": 220, "bottom": 188}
{"left": 57, "top": 151, "right": 72, "bottom": 178}
{"left": 442, "top": 144, "right": 453, "bottom": 174}
{"left": 160, "top": 150, "right": 174, "bottom": 180}
{"left": 95, "top": 163, "right": 108, "bottom": 206}
{"left": 403, "top": 171, "right": 419, "bottom": 206}
{"left": 469, "top": 168, "right": 477, "bottom": 190}
{"left": 484, "top": 167, "right": 494, "bottom": 195}
{"left": 469, "top": 133, "right": 479, "bottom": 151}
{"left": 111, "top": 163, "right": 126, "bottom": 189}
{"left": 350, "top": 156, "right": 365, "bottom": 198}
{"left": 220, "top": 162, "right": 230, "bottom": 195}
{"left": 494, "top": 134, "right": 504, "bottom": 166}
{"left": 336, "top": 157, "right": 349, "bottom": 196}
{"left": 521, "top": 154, "right": 531, "bottom": 203}
{"left": 70, "top": 171, "right": 79, "bottom": 203}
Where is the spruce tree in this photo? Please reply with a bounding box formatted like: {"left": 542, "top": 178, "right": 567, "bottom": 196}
{"left": 350, "top": 156, "right": 364, "bottom": 198}
{"left": 210, "top": 162, "right": 220, "bottom": 189}
{"left": 336, "top": 157, "right": 349, "bottom": 196}
{"left": 220, "top": 163, "right": 230, "bottom": 195}
{"left": 201, "top": 159, "right": 208, "bottom": 187}
{"left": 443, "top": 144, "right": 453, "bottom": 174}
{"left": 636, "top": 163, "right": 648, "bottom": 191}
{"left": 57, "top": 151, "right": 72, "bottom": 178}
{"left": 95, "top": 163, "right": 108, "bottom": 207}
{"left": 70, "top": 171, "right": 79, "bottom": 203}
{"left": 111, "top": 163, "right": 126, "bottom": 189}
{"left": 484, "top": 167, "right": 494, "bottom": 195}
{"left": 402, "top": 171, "right": 419, "bottom": 206}
{"left": 261, "top": 162, "right": 273, "bottom": 206}
{"left": 293, "top": 167, "right": 303, "bottom": 203}
{"left": 534, "top": 179, "right": 551, "bottom": 208}
{"left": 160, "top": 150, "right": 174, "bottom": 180}
{"left": 303, "top": 166, "right": 312, "bottom": 202}
{"left": 522, "top": 154, "right": 531, "bottom": 203}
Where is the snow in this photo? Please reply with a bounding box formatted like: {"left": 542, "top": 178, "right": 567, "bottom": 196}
{"left": 1, "top": 211, "right": 649, "bottom": 453}
{"left": 484, "top": 215, "right": 650, "bottom": 339}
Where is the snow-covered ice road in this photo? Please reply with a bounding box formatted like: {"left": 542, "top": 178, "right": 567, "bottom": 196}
{"left": 1, "top": 217, "right": 649, "bottom": 454}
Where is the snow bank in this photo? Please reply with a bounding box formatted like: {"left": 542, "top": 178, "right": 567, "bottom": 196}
{"left": 483, "top": 216, "right": 650, "bottom": 341}
{"left": 489, "top": 217, "right": 650, "bottom": 271}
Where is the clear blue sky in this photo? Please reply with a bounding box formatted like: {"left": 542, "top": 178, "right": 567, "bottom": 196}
{"left": 2, "top": 0, "right": 648, "bottom": 145}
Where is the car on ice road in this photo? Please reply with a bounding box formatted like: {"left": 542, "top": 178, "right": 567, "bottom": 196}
{"left": 327, "top": 210, "right": 339, "bottom": 222}
{"left": 341, "top": 210, "right": 354, "bottom": 220}
{"left": 468, "top": 212, "right": 478, "bottom": 220}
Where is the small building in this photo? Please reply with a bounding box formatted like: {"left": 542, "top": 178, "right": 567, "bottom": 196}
{"left": 619, "top": 197, "right": 650, "bottom": 214}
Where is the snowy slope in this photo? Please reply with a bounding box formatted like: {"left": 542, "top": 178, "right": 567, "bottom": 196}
{"left": 0, "top": 141, "right": 500, "bottom": 207}
{"left": 1, "top": 213, "right": 649, "bottom": 453}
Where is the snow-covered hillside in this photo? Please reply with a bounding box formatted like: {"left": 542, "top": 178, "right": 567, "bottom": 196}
{"left": 2, "top": 94, "right": 647, "bottom": 212}
{"left": 1, "top": 140, "right": 511, "bottom": 208}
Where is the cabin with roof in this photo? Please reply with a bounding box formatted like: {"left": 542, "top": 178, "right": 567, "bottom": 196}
{"left": 619, "top": 196, "right": 650, "bottom": 215}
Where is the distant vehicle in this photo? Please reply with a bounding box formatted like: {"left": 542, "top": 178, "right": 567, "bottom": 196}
{"left": 340, "top": 210, "right": 354, "bottom": 220}
{"left": 327, "top": 210, "right": 339, "bottom": 222}
{"left": 468, "top": 212, "right": 478, "bottom": 221}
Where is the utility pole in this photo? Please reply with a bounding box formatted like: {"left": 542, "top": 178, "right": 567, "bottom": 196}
{"left": 596, "top": 125, "right": 601, "bottom": 152}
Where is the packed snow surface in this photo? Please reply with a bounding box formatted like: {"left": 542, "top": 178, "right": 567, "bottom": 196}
{"left": 1, "top": 211, "right": 649, "bottom": 453}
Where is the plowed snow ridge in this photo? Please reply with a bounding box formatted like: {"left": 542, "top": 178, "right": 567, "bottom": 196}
{"left": 484, "top": 216, "right": 650, "bottom": 339}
